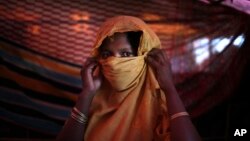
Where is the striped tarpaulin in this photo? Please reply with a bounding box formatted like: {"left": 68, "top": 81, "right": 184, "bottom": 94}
{"left": 0, "top": 0, "right": 249, "bottom": 137}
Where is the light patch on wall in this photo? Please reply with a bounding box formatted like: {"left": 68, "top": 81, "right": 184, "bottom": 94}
{"left": 233, "top": 34, "right": 245, "bottom": 47}
{"left": 192, "top": 34, "right": 245, "bottom": 65}
{"left": 211, "top": 34, "right": 245, "bottom": 53}
{"left": 141, "top": 13, "right": 164, "bottom": 21}
{"left": 27, "top": 25, "right": 41, "bottom": 35}
{"left": 193, "top": 38, "right": 210, "bottom": 65}
{"left": 212, "top": 38, "right": 230, "bottom": 53}
{"left": 149, "top": 23, "right": 197, "bottom": 35}
{"left": 70, "top": 11, "right": 90, "bottom": 21}
{"left": 72, "top": 24, "right": 89, "bottom": 32}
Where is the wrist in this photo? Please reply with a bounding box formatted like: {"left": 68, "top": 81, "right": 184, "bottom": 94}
{"left": 80, "top": 87, "right": 96, "bottom": 97}
{"left": 161, "top": 80, "right": 176, "bottom": 93}
{"left": 78, "top": 90, "right": 95, "bottom": 103}
{"left": 75, "top": 90, "right": 95, "bottom": 116}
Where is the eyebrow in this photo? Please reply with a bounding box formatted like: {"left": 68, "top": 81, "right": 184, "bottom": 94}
{"left": 120, "top": 48, "right": 133, "bottom": 51}
{"left": 100, "top": 49, "right": 112, "bottom": 53}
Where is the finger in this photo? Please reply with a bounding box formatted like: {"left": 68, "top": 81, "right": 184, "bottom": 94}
{"left": 158, "top": 50, "right": 169, "bottom": 65}
{"left": 148, "top": 48, "right": 165, "bottom": 64}
{"left": 147, "top": 49, "right": 161, "bottom": 61}
{"left": 147, "top": 48, "right": 159, "bottom": 56}
{"left": 84, "top": 62, "right": 98, "bottom": 87}
{"left": 93, "top": 66, "right": 103, "bottom": 80}
{"left": 160, "top": 49, "right": 170, "bottom": 62}
{"left": 81, "top": 58, "right": 98, "bottom": 78}
{"left": 86, "top": 61, "right": 98, "bottom": 75}
{"left": 84, "top": 57, "right": 97, "bottom": 67}
{"left": 145, "top": 55, "right": 160, "bottom": 68}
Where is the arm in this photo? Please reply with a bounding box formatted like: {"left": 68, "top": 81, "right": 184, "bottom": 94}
{"left": 56, "top": 58, "right": 102, "bottom": 141}
{"left": 56, "top": 91, "right": 93, "bottom": 141}
{"left": 162, "top": 78, "right": 201, "bottom": 141}
{"left": 146, "top": 48, "right": 201, "bottom": 141}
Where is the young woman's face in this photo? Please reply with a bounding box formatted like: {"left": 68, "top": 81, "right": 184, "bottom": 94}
{"left": 100, "top": 33, "right": 136, "bottom": 59}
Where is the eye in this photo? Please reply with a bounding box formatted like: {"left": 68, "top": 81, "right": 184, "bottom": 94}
{"left": 121, "top": 51, "right": 133, "bottom": 57}
{"left": 101, "top": 51, "right": 112, "bottom": 59}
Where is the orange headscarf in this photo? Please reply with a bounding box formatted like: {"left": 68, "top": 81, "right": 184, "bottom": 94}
{"left": 85, "top": 16, "right": 170, "bottom": 141}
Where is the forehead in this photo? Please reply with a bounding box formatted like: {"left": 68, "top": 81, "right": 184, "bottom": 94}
{"left": 101, "top": 32, "right": 131, "bottom": 50}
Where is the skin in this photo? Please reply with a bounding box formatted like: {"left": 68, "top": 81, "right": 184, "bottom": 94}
{"left": 146, "top": 48, "right": 201, "bottom": 141}
{"left": 56, "top": 33, "right": 201, "bottom": 141}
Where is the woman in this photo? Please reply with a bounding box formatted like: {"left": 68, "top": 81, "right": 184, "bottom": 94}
{"left": 57, "top": 16, "right": 201, "bottom": 141}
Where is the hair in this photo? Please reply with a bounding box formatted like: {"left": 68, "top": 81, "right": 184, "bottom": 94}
{"left": 99, "top": 31, "right": 142, "bottom": 56}
{"left": 126, "top": 31, "right": 142, "bottom": 55}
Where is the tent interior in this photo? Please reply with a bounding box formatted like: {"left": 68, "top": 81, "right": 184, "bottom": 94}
{"left": 0, "top": 0, "right": 249, "bottom": 140}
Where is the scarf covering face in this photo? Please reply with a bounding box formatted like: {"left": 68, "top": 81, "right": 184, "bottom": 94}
{"left": 99, "top": 56, "right": 145, "bottom": 91}
{"left": 85, "top": 16, "right": 170, "bottom": 141}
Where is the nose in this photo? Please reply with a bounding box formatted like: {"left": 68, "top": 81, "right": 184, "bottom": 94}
{"left": 113, "top": 52, "right": 121, "bottom": 57}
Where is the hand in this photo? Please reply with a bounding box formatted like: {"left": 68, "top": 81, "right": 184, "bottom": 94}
{"left": 145, "top": 48, "right": 173, "bottom": 90}
{"left": 80, "top": 57, "right": 102, "bottom": 97}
